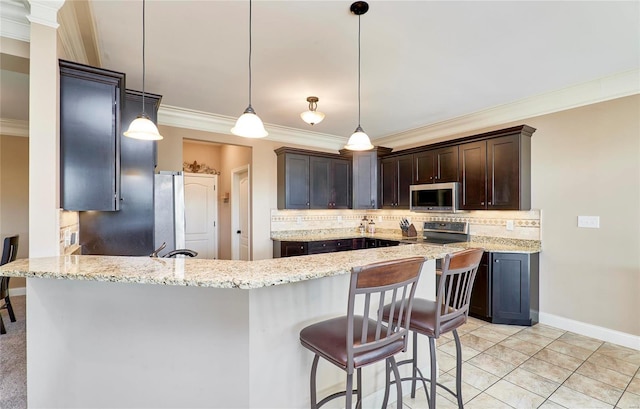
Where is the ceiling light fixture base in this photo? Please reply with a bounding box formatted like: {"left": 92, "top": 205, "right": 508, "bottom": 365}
{"left": 350, "top": 1, "right": 369, "bottom": 15}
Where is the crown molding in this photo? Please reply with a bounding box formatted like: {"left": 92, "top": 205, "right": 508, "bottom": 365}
{"left": 158, "top": 105, "right": 347, "bottom": 151}
{"left": 0, "top": 0, "right": 30, "bottom": 42}
{"left": 0, "top": 118, "right": 29, "bottom": 137}
{"left": 26, "top": 0, "right": 64, "bottom": 29}
{"left": 57, "top": 1, "right": 88, "bottom": 64}
{"left": 374, "top": 69, "right": 640, "bottom": 149}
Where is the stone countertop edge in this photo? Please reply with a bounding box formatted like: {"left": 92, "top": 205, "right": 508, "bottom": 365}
{"left": 0, "top": 244, "right": 463, "bottom": 290}
{"left": 270, "top": 231, "right": 541, "bottom": 254}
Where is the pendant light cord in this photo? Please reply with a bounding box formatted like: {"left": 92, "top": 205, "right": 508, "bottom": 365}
{"left": 141, "top": 0, "right": 147, "bottom": 116}
{"left": 357, "top": 14, "right": 361, "bottom": 127}
{"left": 248, "top": 0, "right": 253, "bottom": 106}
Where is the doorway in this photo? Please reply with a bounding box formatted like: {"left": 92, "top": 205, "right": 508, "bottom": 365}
{"left": 231, "top": 165, "right": 250, "bottom": 260}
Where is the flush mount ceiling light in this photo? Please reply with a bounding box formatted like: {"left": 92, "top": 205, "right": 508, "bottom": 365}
{"left": 231, "top": 0, "right": 268, "bottom": 138}
{"left": 344, "top": 1, "right": 373, "bottom": 151}
{"left": 300, "top": 96, "right": 325, "bottom": 126}
{"left": 124, "top": 0, "right": 163, "bottom": 141}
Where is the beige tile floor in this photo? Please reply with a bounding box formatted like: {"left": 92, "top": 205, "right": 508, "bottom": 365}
{"left": 392, "top": 317, "right": 640, "bottom": 409}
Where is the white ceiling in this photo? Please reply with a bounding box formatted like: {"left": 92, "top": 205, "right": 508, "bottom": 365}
{"left": 3, "top": 1, "right": 639, "bottom": 143}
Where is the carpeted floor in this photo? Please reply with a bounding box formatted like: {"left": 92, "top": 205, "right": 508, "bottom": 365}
{"left": 0, "top": 295, "right": 27, "bottom": 409}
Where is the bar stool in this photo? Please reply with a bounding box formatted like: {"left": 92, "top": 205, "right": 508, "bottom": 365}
{"left": 382, "top": 248, "right": 483, "bottom": 408}
{"left": 0, "top": 235, "right": 19, "bottom": 335}
{"left": 299, "top": 257, "right": 425, "bottom": 409}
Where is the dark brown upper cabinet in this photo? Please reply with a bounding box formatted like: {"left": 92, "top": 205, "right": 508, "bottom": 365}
{"left": 380, "top": 155, "right": 413, "bottom": 208}
{"left": 276, "top": 147, "right": 351, "bottom": 210}
{"left": 459, "top": 127, "right": 533, "bottom": 210}
{"left": 60, "top": 60, "right": 125, "bottom": 211}
{"left": 414, "top": 146, "right": 459, "bottom": 184}
{"left": 310, "top": 156, "right": 351, "bottom": 209}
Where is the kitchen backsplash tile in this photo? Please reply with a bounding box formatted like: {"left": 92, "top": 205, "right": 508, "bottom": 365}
{"left": 271, "top": 209, "right": 540, "bottom": 241}
{"left": 58, "top": 209, "right": 80, "bottom": 255}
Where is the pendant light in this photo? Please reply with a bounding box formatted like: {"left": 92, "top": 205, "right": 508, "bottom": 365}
{"left": 345, "top": 1, "right": 373, "bottom": 151}
{"left": 300, "top": 96, "right": 325, "bottom": 125}
{"left": 124, "top": 0, "right": 163, "bottom": 141}
{"left": 231, "top": 0, "right": 268, "bottom": 138}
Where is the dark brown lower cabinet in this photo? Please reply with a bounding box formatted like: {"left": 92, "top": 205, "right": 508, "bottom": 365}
{"left": 273, "top": 238, "right": 400, "bottom": 258}
{"left": 469, "top": 252, "right": 539, "bottom": 326}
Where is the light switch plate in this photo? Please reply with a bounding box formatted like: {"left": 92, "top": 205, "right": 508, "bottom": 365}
{"left": 506, "top": 220, "right": 514, "bottom": 231}
{"left": 578, "top": 216, "right": 600, "bottom": 228}
{"left": 337, "top": 216, "right": 342, "bottom": 222}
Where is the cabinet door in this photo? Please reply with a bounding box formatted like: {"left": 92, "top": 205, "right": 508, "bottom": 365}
{"left": 459, "top": 140, "right": 487, "bottom": 210}
{"left": 487, "top": 135, "right": 520, "bottom": 210}
{"left": 285, "top": 154, "right": 310, "bottom": 209}
{"left": 397, "top": 156, "right": 414, "bottom": 208}
{"left": 352, "top": 152, "right": 377, "bottom": 209}
{"left": 332, "top": 159, "right": 351, "bottom": 209}
{"left": 491, "top": 253, "right": 532, "bottom": 325}
{"left": 310, "top": 156, "right": 331, "bottom": 208}
{"left": 435, "top": 146, "right": 459, "bottom": 182}
{"left": 380, "top": 158, "right": 397, "bottom": 208}
{"left": 469, "top": 252, "right": 491, "bottom": 320}
{"left": 414, "top": 151, "right": 436, "bottom": 184}
{"left": 281, "top": 242, "right": 308, "bottom": 257}
{"left": 60, "top": 62, "right": 124, "bottom": 211}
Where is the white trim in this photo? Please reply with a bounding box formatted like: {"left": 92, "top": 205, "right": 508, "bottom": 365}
{"left": 375, "top": 69, "right": 640, "bottom": 149}
{"left": 26, "top": 0, "right": 64, "bottom": 29}
{"left": 0, "top": 0, "right": 30, "bottom": 41}
{"left": 158, "top": 105, "right": 346, "bottom": 151}
{"left": 0, "top": 118, "right": 29, "bottom": 137}
{"left": 9, "top": 286, "right": 26, "bottom": 297}
{"left": 539, "top": 312, "right": 640, "bottom": 351}
{"left": 57, "top": 1, "right": 88, "bottom": 64}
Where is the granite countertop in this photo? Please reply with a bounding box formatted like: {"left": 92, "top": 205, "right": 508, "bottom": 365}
{"left": 0, "top": 244, "right": 461, "bottom": 290}
{"left": 271, "top": 231, "right": 540, "bottom": 254}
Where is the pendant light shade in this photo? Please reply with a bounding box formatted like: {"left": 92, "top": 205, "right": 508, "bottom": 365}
{"left": 300, "top": 96, "right": 325, "bottom": 126}
{"left": 124, "top": 0, "right": 163, "bottom": 141}
{"left": 231, "top": 105, "right": 268, "bottom": 138}
{"left": 232, "top": 0, "right": 268, "bottom": 138}
{"left": 344, "top": 1, "right": 373, "bottom": 151}
{"left": 124, "top": 115, "right": 163, "bottom": 141}
{"left": 345, "top": 125, "right": 373, "bottom": 151}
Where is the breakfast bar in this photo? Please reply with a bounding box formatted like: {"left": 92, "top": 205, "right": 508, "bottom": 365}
{"left": 0, "top": 244, "right": 460, "bottom": 408}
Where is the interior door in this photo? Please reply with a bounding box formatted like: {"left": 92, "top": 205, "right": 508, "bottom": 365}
{"left": 184, "top": 174, "right": 218, "bottom": 259}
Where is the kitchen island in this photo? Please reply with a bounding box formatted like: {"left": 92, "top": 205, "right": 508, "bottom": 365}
{"left": 0, "top": 244, "right": 462, "bottom": 408}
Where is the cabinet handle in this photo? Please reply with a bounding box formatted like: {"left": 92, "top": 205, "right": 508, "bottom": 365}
{"left": 481, "top": 202, "right": 485, "bottom": 206}
{"left": 306, "top": 202, "right": 310, "bottom": 206}
{"left": 488, "top": 201, "right": 492, "bottom": 205}
{"left": 495, "top": 260, "right": 499, "bottom": 263}
{"left": 300, "top": 246, "right": 304, "bottom": 250}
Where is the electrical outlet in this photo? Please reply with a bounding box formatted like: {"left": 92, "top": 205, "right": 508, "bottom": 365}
{"left": 296, "top": 216, "right": 302, "bottom": 224}
{"left": 337, "top": 216, "right": 342, "bottom": 222}
{"left": 506, "top": 220, "right": 514, "bottom": 231}
{"left": 378, "top": 216, "right": 382, "bottom": 222}
{"left": 577, "top": 216, "right": 600, "bottom": 228}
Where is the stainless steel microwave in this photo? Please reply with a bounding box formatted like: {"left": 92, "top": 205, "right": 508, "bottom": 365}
{"left": 410, "top": 182, "right": 459, "bottom": 212}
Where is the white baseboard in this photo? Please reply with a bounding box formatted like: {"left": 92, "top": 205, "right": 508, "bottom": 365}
{"left": 539, "top": 312, "right": 640, "bottom": 351}
{"left": 8, "top": 287, "right": 26, "bottom": 297}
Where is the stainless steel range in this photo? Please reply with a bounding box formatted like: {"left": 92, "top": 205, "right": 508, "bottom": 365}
{"left": 422, "top": 221, "right": 469, "bottom": 245}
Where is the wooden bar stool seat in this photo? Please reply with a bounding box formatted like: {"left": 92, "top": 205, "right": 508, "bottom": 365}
{"left": 0, "top": 235, "right": 19, "bottom": 335}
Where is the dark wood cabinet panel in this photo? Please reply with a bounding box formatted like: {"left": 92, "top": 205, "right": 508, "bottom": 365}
{"left": 273, "top": 241, "right": 308, "bottom": 258}
{"left": 488, "top": 135, "right": 530, "bottom": 210}
{"left": 380, "top": 155, "right": 413, "bottom": 208}
{"left": 60, "top": 60, "right": 125, "bottom": 211}
{"left": 415, "top": 146, "right": 458, "bottom": 184}
{"left": 459, "top": 140, "right": 487, "bottom": 210}
{"left": 351, "top": 151, "right": 378, "bottom": 209}
{"left": 79, "top": 90, "right": 162, "bottom": 256}
{"left": 277, "top": 152, "right": 310, "bottom": 209}
{"left": 469, "top": 252, "right": 491, "bottom": 319}
{"left": 459, "top": 130, "right": 532, "bottom": 211}
{"left": 276, "top": 148, "right": 350, "bottom": 209}
{"left": 491, "top": 252, "right": 539, "bottom": 326}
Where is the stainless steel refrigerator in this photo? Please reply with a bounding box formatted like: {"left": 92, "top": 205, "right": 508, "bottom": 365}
{"left": 79, "top": 171, "right": 185, "bottom": 256}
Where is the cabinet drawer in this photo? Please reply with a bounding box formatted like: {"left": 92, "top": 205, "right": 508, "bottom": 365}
{"left": 308, "top": 239, "right": 353, "bottom": 254}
